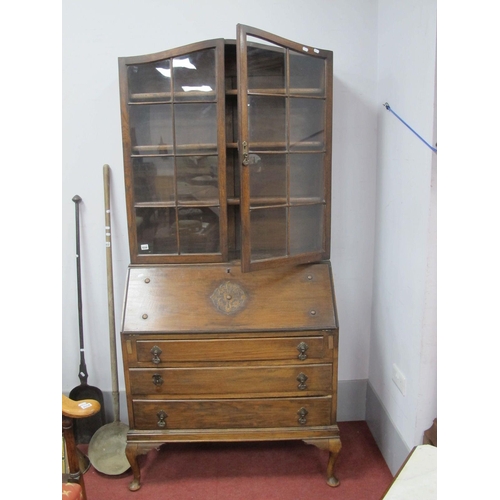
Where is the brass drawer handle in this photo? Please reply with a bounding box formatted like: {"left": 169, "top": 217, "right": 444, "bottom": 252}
{"left": 156, "top": 410, "right": 168, "bottom": 428}
{"left": 152, "top": 374, "right": 163, "bottom": 387}
{"left": 297, "top": 342, "right": 309, "bottom": 360}
{"left": 151, "top": 345, "right": 162, "bottom": 364}
{"left": 296, "top": 372, "right": 308, "bottom": 390}
{"left": 297, "top": 407, "right": 308, "bottom": 425}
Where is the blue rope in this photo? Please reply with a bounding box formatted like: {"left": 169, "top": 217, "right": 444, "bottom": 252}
{"left": 383, "top": 103, "right": 437, "bottom": 153}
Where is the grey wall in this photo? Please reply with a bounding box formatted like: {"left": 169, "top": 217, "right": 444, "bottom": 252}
{"left": 368, "top": 0, "right": 436, "bottom": 472}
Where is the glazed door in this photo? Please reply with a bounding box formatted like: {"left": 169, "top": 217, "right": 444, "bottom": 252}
{"left": 119, "top": 39, "right": 227, "bottom": 264}
{"left": 237, "top": 25, "right": 332, "bottom": 273}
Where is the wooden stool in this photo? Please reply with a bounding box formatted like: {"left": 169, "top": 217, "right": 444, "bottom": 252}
{"left": 62, "top": 395, "right": 101, "bottom": 500}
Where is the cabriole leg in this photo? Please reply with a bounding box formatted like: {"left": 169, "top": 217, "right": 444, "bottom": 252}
{"left": 326, "top": 438, "right": 342, "bottom": 487}
{"left": 126, "top": 442, "right": 157, "bottom": 491}
{"left": 126, "top": 443, "right": 142, "bottom": 491}
{"left": 304, "top": 437, "right": 342, "bottom": 487}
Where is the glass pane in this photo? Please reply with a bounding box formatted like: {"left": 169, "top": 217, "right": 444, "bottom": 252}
{"left": 248, "top": 96, "right": 286, "bottom": 150}
{"left": 136, "top": 207, "right": 177, "bottom": 255}
{"left": 128, "top": 60, "right": 172, "bottom": 102}
{"left": 225, "top": 97, "right": 237, "bottom": 143}
{"left": 289, "top": 98, "right": 325, "bottom": 151}
{"left": 226, "top": 149, "right": 239, "bottom": 198}
{"left": 224, "top": 43, "right": 237, "bottom": 92}
{"left": 290, "top": 154, "right": 324, "bottom": 204}
{"left": 133, "top": 157, "right": 175, "bottom": 203}
{"left": 175, "top": 103, "right": 217, "bottom": 153}
{"left": 177, "top": 155, "right": 219, "bottom": 204}
{"left": 289, "top": 204, "right": 324, "bottom": 255}
{"left": 250, "top": 207, "right": 287, "bottom": 260}
{"left": 173, "top": 49, "right": 216, "bottom": 102}
{"left": 129, "top": 104, "right": 173, "bottom": 154}
{"left": 247, "top": 40, "right": 286, "bottom": 92}
{"left": 179, "top": 207, "right": 220, "bottom": 253}
{"left": 249, "top": 154, "right": 286, "bottom": 207}
{"left": 289, "top": 52, "right": 325, "bottom": 97}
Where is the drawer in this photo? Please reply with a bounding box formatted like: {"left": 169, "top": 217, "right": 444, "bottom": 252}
{"left": 128, "top": 363, "right": 332, "bottom": 397}
{"left": 125, "top": 335, "right": 329, "bottom": 365}
{"left": 132, "top": 397, "right": 332, "bottom": 429}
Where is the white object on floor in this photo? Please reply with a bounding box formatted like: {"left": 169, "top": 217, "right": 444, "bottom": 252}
{"left": 383, "top": 444, "right": 437, "bottom": 499}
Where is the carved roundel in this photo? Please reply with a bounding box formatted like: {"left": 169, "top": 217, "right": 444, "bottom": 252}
{"left": 210, "top": 281, "right": 247, "bottom": 315}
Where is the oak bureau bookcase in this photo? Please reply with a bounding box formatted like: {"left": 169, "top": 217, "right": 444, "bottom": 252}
{"left": 118, "top": 24, "right": 340, "bottom": 492}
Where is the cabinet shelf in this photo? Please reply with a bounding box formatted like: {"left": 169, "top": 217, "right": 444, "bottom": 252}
{"left": 135, "top": 200, "right": 220, "bottom": 208}
{"left": 132, "top": 144, "right": 218, "bottom": 155}
{"left": 129, "top": 91, "right": 217, "bottom": 102}
{"left": 134, "top": 197, "right": 323, "bottom": 209}
{"left": 248, "top": 197, "right": 325, "bottom": 208}
{"left": 226, "top": 88, "right": 324, "bottom": 97}
{"left": 226, "top": 142, "right": 324, "bottom": 151}
{"left": 133, "top": 143, "right": 323, "bottom": 154}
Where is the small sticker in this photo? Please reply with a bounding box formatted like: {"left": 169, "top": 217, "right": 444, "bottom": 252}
{"left": 302, "top": 46, "right": 309, "bottom": 52}
{"left": 78, "top": 402, "right": 92, "bottom": 409}
{"left": 313, "top": 48, "right": 319, "bottom": 53}
{"left": 106, "top": 242, "right": 111, "bottom": 247}
{"left": 141, "top": 244, "right": 149, "bottom": 251}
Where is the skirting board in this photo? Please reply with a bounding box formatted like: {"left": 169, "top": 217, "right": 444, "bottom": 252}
{"left": 366, "top": 381, "right": 410, "bottom": 475}
{"left": 337, "top": 379, "right": 367, "bottom": 421}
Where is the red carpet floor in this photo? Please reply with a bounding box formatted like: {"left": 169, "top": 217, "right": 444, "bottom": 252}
{"left": 82, "top": 421, "right": 393, "bottom": 499}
